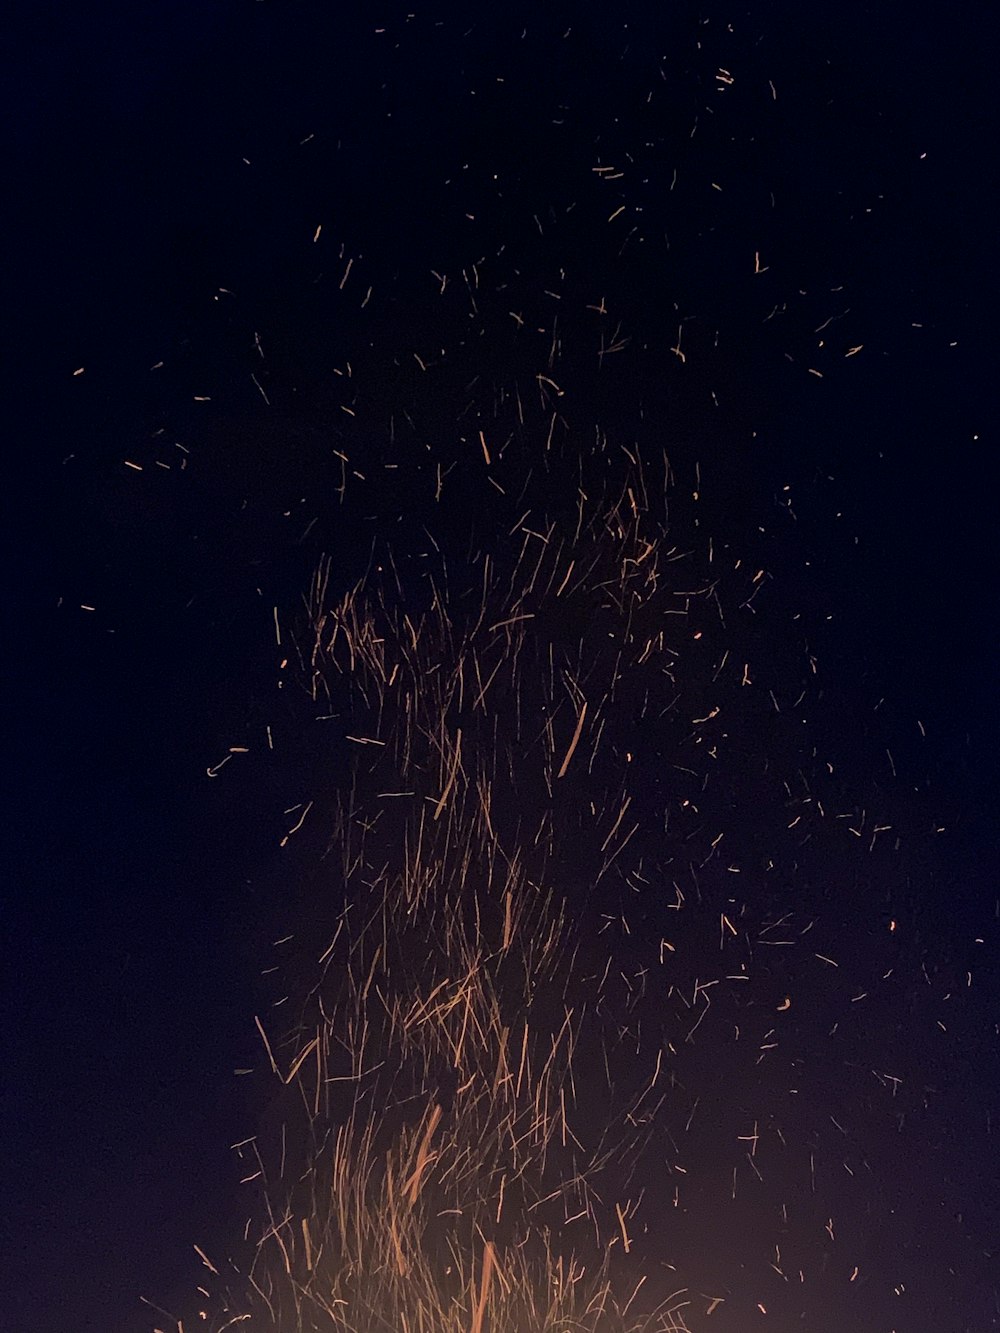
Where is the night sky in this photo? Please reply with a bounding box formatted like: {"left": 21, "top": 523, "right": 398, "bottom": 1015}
{"left": 4, "top": 3, "right": 997, "bottom": 1331}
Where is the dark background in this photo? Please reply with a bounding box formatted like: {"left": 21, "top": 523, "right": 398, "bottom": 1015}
{"left": 3, "top": 2, "right": 996, "bottom": 1329}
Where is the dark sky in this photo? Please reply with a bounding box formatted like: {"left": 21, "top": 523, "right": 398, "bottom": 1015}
{"left": 4, "top": 3, "right": 997, "bottom": 1331}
